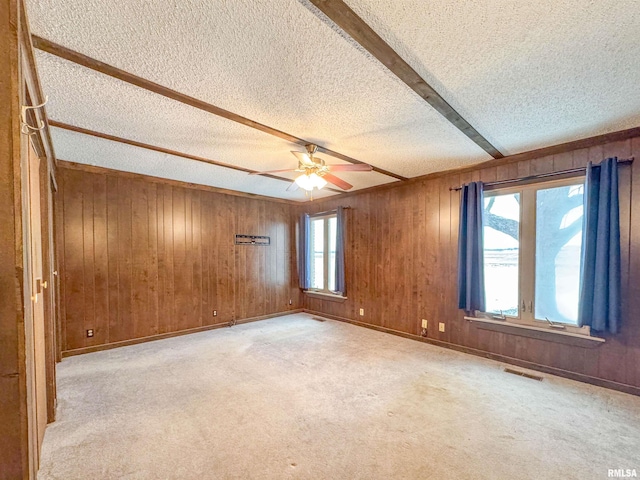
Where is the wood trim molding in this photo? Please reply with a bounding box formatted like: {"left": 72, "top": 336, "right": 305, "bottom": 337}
{"left": 32, "top": 35, "right": 406, "bottom": 182}
{"left": 304, "top": 310, "right": 640, "bottom": 397}
{"left": 1, "top": 1, "right": 29, "bottom": 477}
{"left": 19, "top": 2, "right": 57, "bottom": 188}
{"left": 464, "top": 316, "right": 604, "bottom": 348}
{"left": 304, "top": 291, "right": 348, "bottom": 302}
{"left": 304, "top": 125, "right": 640, "bottom": 203}
{"left": 467, "top": 126, "right": 640, "bottom": 171}
{"left": 57, "top": 122, "right": 639, "bottom": 206}
{"left": 50, "top": 120, "right": 286, "bottom": 182}
{"left": 61, "top": 310, "right": 303, "bottom": 357}
{"left": 57, "top": 160, "right": 301, "bottom": 205}
{"left": 50, "top": 121, "right": 345, "bottom": 195}
{"left": 308, "top": 0, "right": 503, "bottom": 159}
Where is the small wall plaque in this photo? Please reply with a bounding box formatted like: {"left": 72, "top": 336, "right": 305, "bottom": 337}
{"left": 235, "top": 234, "right": 270, "bottom": 246}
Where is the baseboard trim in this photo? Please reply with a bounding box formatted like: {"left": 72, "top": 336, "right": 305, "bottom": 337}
{"left": 304, "top": 309, "right": 640, "bottom": 397}
{"left": 61, "top": 309, "right": 303, "bottom": 357}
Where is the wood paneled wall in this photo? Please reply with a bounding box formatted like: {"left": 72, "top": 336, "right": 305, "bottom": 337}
{"left": 40, "top": 153, "right": 57, "bottom": 423}
{"left": 56, "top": 136, "right": 640, "bottom": 393}
{"left": 2, "top": 1, "right": 59, "bottom": 475}
{"left": 302, "top": 137, "right": 640, "bottom": 392}
{"left": 0, "top": 0, "right": 28, "bottom": 475}
{"left": 56, "top": 165, "right": 301, "bottom": 353}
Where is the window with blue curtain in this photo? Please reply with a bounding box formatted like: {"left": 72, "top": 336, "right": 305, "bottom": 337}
{"left": 578, "top": 158, "right": 621, "bottom": 334}
{"left": 299, "top": 208, "right": 345, "bottom": 295}
{"left": 458, "top": 157, "right": 623, "bottom": 337}
{"left": 457, "top": 182, "right": 485, "bottom": 312}
{"left": 480, "top": 179, "right": 586, "bottom": 332}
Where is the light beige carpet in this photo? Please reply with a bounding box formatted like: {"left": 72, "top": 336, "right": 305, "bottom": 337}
{"left": 39, "top": 313, "right": 640, "bottom": 479}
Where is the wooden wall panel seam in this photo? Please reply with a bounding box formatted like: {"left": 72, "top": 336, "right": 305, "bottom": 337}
{"left": 299, "top": 135, "right": 640, "bottom": 390}
{"left": 57, "top": 135, "right": 639, "bottom": 391}
{"left": 57, "top": 166, "right": 299, "bottom": 351}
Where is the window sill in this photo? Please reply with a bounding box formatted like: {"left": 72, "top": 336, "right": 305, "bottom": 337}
{"left": 304, "top": 291, "right": 347, "bottom": 303}
{"left": 464, "top": 316, "right": 605, "bottom": 348}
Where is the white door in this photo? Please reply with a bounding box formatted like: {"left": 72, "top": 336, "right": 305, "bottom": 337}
{"left": 25, "top": 139, "right": 48, "bottom": 472}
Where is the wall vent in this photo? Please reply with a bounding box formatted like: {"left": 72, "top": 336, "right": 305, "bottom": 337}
{"left": 504, "top": 368, "right": 543, "bottom": 381}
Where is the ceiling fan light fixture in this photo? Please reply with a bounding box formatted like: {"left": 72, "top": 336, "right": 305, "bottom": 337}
{"left": 295, "top": 172, "right": 327, "bottom": 191}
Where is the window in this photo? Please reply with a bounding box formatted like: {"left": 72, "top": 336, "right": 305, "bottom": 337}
{"left": 309, "top": 212, "right": 339, "bottom": 293}
{"left": 482, "top": 178, "right": 587, "bottom": 333}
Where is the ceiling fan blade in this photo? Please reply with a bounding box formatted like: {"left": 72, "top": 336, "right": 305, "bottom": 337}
{"left": 286, "top": 181, "right": 300, "bottom": 192}
{"left": 291, "top": 151, "right": 314, "bottom": 165}
{"left": 322, "top": 173, "right": 353, "bottom": 191}
{"left": 249, "top": 168, "right": 295, "bottom": 175}
{"left": 325, "top": 164, "right": 373, "bottom": 172}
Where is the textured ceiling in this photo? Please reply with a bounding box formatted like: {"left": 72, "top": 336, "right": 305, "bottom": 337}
{"left": 345, "top": 0, "right": 640, "bottom": 154}
{"left": 35, "top": 50, "right": 393, "bottom": 200}
{"left": 27, "top": 0, "right": 640, "bottom": 200}
{"left": 51, "top": 127, "right": 338, "bottom": 201}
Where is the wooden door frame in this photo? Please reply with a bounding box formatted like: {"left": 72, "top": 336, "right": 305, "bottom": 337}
{"left": 40, "top": 158, "right": 57, "bottom": 422}
{"left": 0, "top": 0, "right": 58, "bottom": 477}
{"left": 18, "top": 0, "right": 58, "bottom": 425}
{"left": 0, "top": 0, "right": 30, "bottom": 477}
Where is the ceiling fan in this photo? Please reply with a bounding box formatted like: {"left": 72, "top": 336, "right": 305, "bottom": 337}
{"left": 250, "top": 144, "right": 372, "bottom": 193}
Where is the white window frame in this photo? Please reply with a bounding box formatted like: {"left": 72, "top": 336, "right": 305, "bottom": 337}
{"left": 481, "top": 176, "right": 590, "bottom": 336}
{"left": 307, "top": 212, "right": 338, "bottom": 295}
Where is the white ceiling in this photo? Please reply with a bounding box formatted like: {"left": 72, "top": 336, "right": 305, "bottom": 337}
{"left": 36, "top": 50, "right": 392, "bottom": 201}
{"left": 345, "top": 0, "right": 640, "bottom": 153}
{"left": 27, "top": 0, "right": 640, "bottom": 201}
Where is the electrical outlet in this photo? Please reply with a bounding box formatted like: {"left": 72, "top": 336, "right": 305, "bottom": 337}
{"left": 421, "top": 319, "right": 428, "bottom": 329}
{"left": 359, "top": 308, "right": 364, "bottom": 316}
{"left": 213, "top": 310, "right": 217, "bottom": 317}
{"left": 438, "top": 322, "right": 445, "bottom": 332}
{"left": 86, "top": 329, "right": 94, "bottom": 337}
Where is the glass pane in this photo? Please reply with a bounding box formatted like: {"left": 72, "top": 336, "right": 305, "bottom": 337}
{"left": 328, "top": 216, "right": 337, "bottom": 292}
{"left": 535, "top": 184, "right": 583, "bottom": 324}
{"left": 483, "top": 193, "right": 520, "bottom": 316}
{"left": 310, "top": 218, "right": 324, "bottom": 289}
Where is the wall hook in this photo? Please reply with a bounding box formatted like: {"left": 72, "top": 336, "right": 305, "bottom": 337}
{"left": 20, "top": 96, "right": 48, "bottom": 135}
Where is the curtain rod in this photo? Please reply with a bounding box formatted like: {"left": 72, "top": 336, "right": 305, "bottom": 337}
{"left": 449, "top": 157, "right": 634, "bottom": 191}
{"left": 308, "top": 206, "right": 352, "bottom": 217}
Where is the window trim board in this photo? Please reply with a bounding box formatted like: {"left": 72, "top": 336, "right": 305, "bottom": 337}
{"left": 304, "top": 290, "right": 347, "bottom": 302}
{"left": 308, "top": 211, "right": 338, "bottom": 293}
{"left": 464, "top": 316, "right": 604, "bottom": 347}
